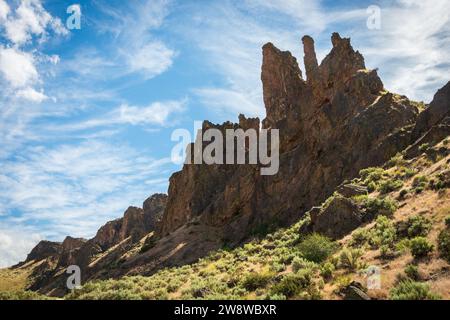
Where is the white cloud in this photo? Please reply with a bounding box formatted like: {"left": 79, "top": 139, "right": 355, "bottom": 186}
{"left": 16, "top": 87, "right": 48, "bottom": 103}
{"left": 0, "top": 228, "right": 42, "bottom": 268}
{"left": 45, "top": 98, "right": 187, "bottom": 132}
{"left": 0, "top": 140, "right": 173, "bottom": 264}
{"left": 0, "top": 46, "right": 38, "bottom": 88}
{"left": 2, "top": 0, "right": 68, "bottom": 45}
{"left": 194, "top": 88, "right": 261, "bottom": 117}
{"left": 356, "top": 0, "right": 450, "bottom": 102}
{"left": 0, "top": 0, "right": 68, "bottom": 105}
{"left": 92, "top": 0, "right": 175, "bottom": 80}
{"left": 127, "top": 42, "right": 176, "bottom": 79}
{"left": 118, "top": 99, "right": 186, "bottom": 126}
{"left": 0, "top": 0, "right": 10, "bottom": 22}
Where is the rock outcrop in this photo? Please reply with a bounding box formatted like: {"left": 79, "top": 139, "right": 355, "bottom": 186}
{"left": 304, "top": 196, "right": 363, "bottom": 240}
{"left": 25, "top": 241, "right": 62, "bottom": 263}
{"left": 18, "top": 32, "right": 450, "bottom": 297}
{"left": 412, "top": 81, "right": 450, "bottom": 141}
{"left": 159, "top": 32, "right": 418, "bottom": 247}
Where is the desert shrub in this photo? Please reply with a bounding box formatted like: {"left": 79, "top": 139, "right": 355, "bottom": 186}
{"left": 445, "top": 216, "right": 450, "bottom": 228}
{"left": 412, "top": 176, "right": 428, "bottom": 194}
{"left": 360, "top": 167, "right": 386, "bottom": 184}
{"left": 270, "top": 269, "right": 312, "bottom": 298}
{"left": 390, "top": 280, "right": 440, "bottom": 300}
{"left": 339, "top": 248, "right": 363, "bottom": 271}
{"left": 320, "top": 262, "right": 335, "bottom": 281}
{"left": 406, "top": 215, "right": 432, "bottom": 238}
{"left": 298, "top": 233, "right": 337, "bottom": 263}
{"left": 270, "top": 261, "right": 286, "bottom": 273}
{"left": 431, "top": 171, "right": 449, "bottom": 190}
{"left": 404, "top": 265, "right": 420, "bottom": 280}
{"left": 188, "top": 277, "right": 228, "bottom": 299}
{"left": 398, "top": 189, "right": 408, "bottom": 199}
{"left": 367, "top": 181, "right": 377, "bottom": 193}
{"left": 267, "top": 293, "right": 287, "bottom": 300}
{"left": 369, "top": 215, "right": 397, "bottom": 249}
{"left": 386, "top": 153, "right": 406, "bottom": 168}
{"left": 418, "top": 143, "right": 430, "bottom": 153}
{"left": 291, "top": 256, "right": 316, "bottom": 273}
{"left": 378, "top": 179, "right": 404, "bottom": 194}
{"left": 394, "top": 166, "right": 417, "bottom": 180}
{"left": 437, "top": 229, "right": 450, "bottom": 262}
{"left": 332, "top": 275, "right": 352, "bottom": 292}
{"left": 409, "top": 237, "right": 434, "bottom": 258}
{"left": 241, "top": 272, "right": 273, "bottom": 291}
{"left": 356, "top": 195, "right": 397, "bottom": 217}
{"left": 0, "top": 290, "right": 49, "bottom": 300}
{"left": 350, "top": 228, "right": 370, "bottom": 246}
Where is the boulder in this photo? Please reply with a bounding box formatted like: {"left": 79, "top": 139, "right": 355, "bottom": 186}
{"left": 309, "top": 196, "right": 363, "bottom": 240}
{"left": 337, "top": 184, "right": 368, "bottom": 198}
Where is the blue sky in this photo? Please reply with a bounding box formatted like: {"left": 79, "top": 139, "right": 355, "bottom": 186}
{"left": 0, "top": 0, "right": 449, "bottom": 267}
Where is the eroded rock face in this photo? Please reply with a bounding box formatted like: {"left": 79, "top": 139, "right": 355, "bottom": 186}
{"left": 25, "top": 241, "right": 62, "bottom": 262}
{"left": 57, "top": 237, "right": 86, "bottom": 266}
{"left": 412, "top": 81, "right": 450, "bottom": 141}
{"left": 160, "top": 33, "right": 418, "bottom": 245}
{"left": 143, "top": 193, "right": 167, "bottom": 232}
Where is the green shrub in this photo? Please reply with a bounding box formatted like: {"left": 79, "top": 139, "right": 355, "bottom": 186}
{"left": 350, "top": 228, "right": 370, "bottom": 246}
{"left": 0, "top": 290, "right": 49, "bottom": 300}
{"left": 390, "top": 280, "right": 440, "bottom": 300}
{"left": 394, "top": 166, "right": 417, "bottom": 179}
{"left": 369, "top": 215, "right": 397, "bottom": 249}
{"left": 378, "top": 179, "right": 403, "bottom": 194}
{"left": 241, "top": 272, "right": 273, "bottom": 291}
{"left": 437, "top": 229, "right": 450, "bottom": 262}
{"left": 386, "top": 153, "right": 406, "bottom": 168}
{"left": 356, "top": 196, "right": 397, "bottom": 217}
{"left": 418, "top": 143, "right": 430, "bottom": 153}
{"left": 298, "top": 233, "right": 337, "bottom": 263}
{"left": 412, "top": 176, "right": 428, "bottom": 194}
{"left": 406, "top": 215, "right": 432, "bottom": 238}
{"left": 270, "top": 270, "right": 312, "bottom": 298}
{"left": 367, "top": 181, "right": 377, "bottom": 193}
{"left": 445, "top": 216, "right": 450, "bottom": 228}
{"left": 360, "top": 167, "right": 386, "bottom": 184}
{"left": 339, "top": 248, "right": 363, "bottom": 271}
{"left": 398, "top": 189, "right": 408, "bottom": 199}
{"left": 292, "top": 256, "right": 316, "bottom": 273}
{"left": 404, "top": 265, "right": 420, "bottom": 280}
{"left": 320, "top": 262, "right": 335, "bottom": 280}
{"left": 409, "top": 237, "right": 434, "bottom": 258}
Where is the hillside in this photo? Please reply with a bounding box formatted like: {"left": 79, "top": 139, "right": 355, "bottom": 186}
{"left": 1, "top": 32, "right": 449, "bottom": 300}
{"left": 62, "top": 140, "right": 450, "bottom": 300}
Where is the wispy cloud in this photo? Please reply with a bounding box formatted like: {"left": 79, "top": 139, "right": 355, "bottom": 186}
{"left": 44, "top": 98, "right": 187, "bottom": 133}
{"left": 0, "top": 139, "right": 174, "bottom": 266}
{"left": 0, "top": 0, "right": 67, "bottom": 102}
{"left": 66, "top": 0, "right": 176, "bottom": 81}
{"left": 354, "top": 0, "right": 450, "bottom": 101}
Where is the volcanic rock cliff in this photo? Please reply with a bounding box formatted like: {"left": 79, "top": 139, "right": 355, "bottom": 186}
{"left": 16, "top": 33, "right": 450, "bottom": 296}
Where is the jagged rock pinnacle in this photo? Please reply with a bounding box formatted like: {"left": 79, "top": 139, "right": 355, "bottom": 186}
{"left": 302, "top": 35, "right": 319, "bottom": 84}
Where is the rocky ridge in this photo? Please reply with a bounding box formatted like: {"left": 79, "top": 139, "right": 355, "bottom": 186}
{"left": 9, "top": 33, "right": 450, "bottom": 297}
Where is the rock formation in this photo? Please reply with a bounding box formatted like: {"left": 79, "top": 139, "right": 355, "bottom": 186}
{"left": 17, "top": 33, "right": 450, "bottom": 296}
